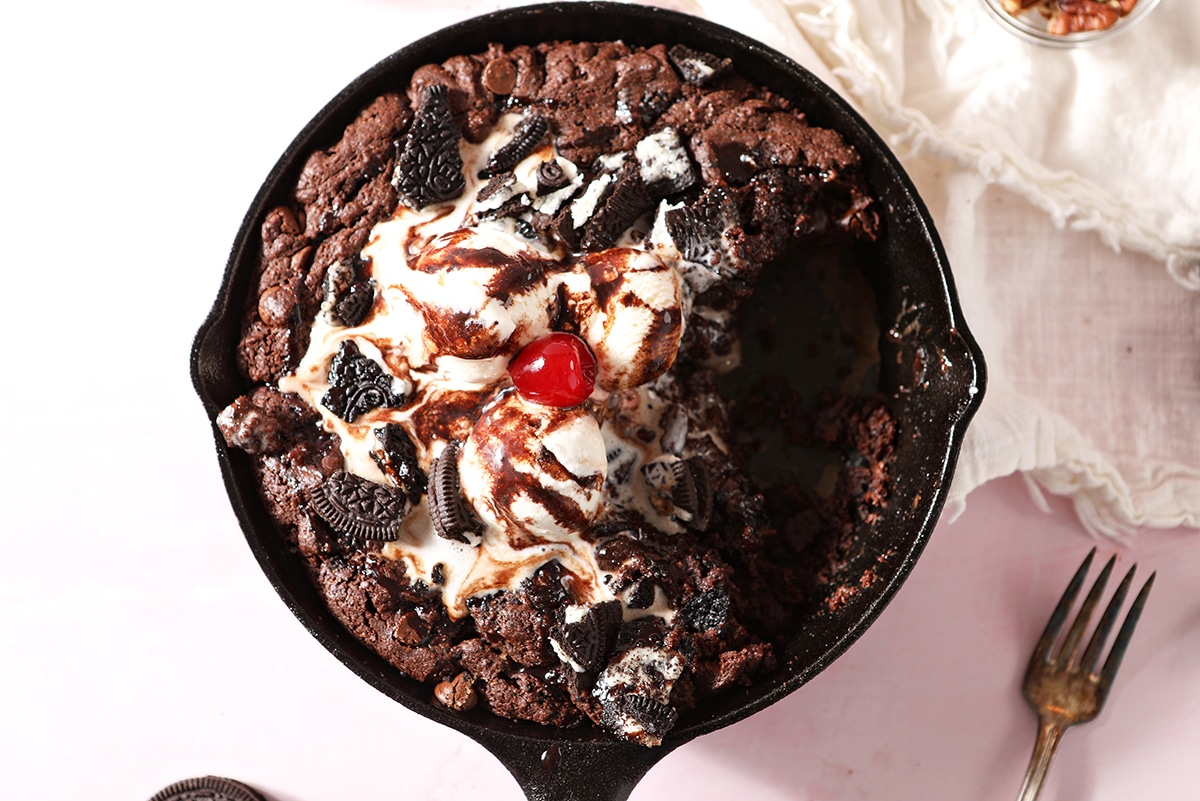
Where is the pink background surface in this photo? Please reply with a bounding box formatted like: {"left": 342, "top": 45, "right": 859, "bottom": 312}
{"left": 3, "top": 2, "right": 1197, "bottom": 799}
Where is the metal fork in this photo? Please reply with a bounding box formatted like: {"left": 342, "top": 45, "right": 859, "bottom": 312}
{"left": 1017, "top": 548, "right": 1155, "bottom": 801}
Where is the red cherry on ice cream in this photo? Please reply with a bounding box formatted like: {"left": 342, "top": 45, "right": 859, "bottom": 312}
{"left": 509, "top": 333, "right": 597, "bottom": 407}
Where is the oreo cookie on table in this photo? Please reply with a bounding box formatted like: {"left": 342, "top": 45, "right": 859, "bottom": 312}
{"left": 393, "top": 83, "right": 465, "bottom": 210}
{"left": 309, "top": 470, "right": 409, "bottom": 542}
{"left": 148, "top": 776, "right": 266, "bottom": 801}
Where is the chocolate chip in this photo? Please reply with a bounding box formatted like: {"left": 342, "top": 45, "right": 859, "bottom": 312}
{"left": 579, "top": 162, "right": 655, "bottom": 251}
{"left": 551, "top": 600, "right": 623, "bottom": 672}
{"left": 667, "top": 44, "right": 732, "bottom": 87}
{"left": 536, "top": 159, "right": 571, "bottom": 194}
{"left": 148, "top": 776, "right": 266, "bottom": 801}
{"left": 371, "top": 423, "right": 427, "bottom": 502}
{"left": 393, "top": 610, "right": 428, "bottom": 645}
{"left": 434, "top": 672, "right": 478, "bottom": 711}
{"left": 482, "top": 57, "right": 518, "bottom": 95}
{"left": 480, "top": 114, "right": 548, "bottom": 178}
{"left": 427, "top": 442, "right": 479, "bottom": 544}
{"left": 681, "top": 588, "right": 730, "bottom": 632}
{"left": 308, "top": 470, "right": 408, "bottom": 542}
{"left": 393, "top": 84, "right": 465, "bottom": 210}
{"left": 332, "top": 280, "right": 374, "bottom": 327}
{"left": 257, "top": 284, "right": 296, "bottom": 327}
{"left": 321, "top": 340, "right": 406, "bottom": 422}
{"left": 671, "top": 456, "right": 713, "bottom": 531}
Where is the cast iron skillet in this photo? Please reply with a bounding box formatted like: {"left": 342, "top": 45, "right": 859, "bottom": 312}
{"left": 191, "top": 4, "right": 986, "bottom": 799}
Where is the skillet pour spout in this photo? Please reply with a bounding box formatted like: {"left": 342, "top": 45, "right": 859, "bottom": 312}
{"left": 191, "top": 3, "right": 986, "bottom": 798}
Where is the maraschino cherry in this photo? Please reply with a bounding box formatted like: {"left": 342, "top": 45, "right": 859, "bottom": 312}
{"left": 508, "top": 333, "right": 597, "bottom": 407}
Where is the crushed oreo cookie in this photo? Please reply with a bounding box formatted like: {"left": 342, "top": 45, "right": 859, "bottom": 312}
{"left": 480, "top": 114, "right": 548, "bottom": 178}
{"left": 667, "top": 44, "right": 733, "bottom": 87}
{"left": 604, "top": 693, "right": 678, "bottom": 744}
{"left": 427, "top": 443, "right": 479, "bottom": 544}
{"left": 333, "top": 280, "right": 375, "bottom": 327}
{"left": 551, "top": 600, "right": 623, "bottom": 672}
{"left": 394, "top": 84, "right": 465, "bottom": 209}
{"left": 321, "top": 340, "right": 406, "bottom": 422}
{"left": 536, "top": 159, "right": 571, "bottom": 194}
{"left": 671, "top": 457, "right": 713, "bottom": 531}
{"left": 682, "top": 589, "right": 730, "bottom": 632}
{"left": 579, "top": 162, "right": 655, "bottom": 251}
{"left": 309, "top": 470, "right": 408, "bottom": 542}
{"left": 371, "top": 423, "right": 427, "bottom": 502}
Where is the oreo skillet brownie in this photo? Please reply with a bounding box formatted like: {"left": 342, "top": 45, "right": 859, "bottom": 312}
{"left": 217, "top": 40, "right": 894, "bottom": 746}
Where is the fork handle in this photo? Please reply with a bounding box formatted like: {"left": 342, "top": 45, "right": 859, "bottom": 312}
{"left": 1017, "top": 717, "right": 1066, "bottom": 801}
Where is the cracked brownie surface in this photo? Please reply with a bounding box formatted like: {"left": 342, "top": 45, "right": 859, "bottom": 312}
{"left": 218, "top": 39, "right": 894, "bottom": 746}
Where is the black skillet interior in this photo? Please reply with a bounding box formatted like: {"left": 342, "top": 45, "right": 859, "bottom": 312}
{"left": 191, "top": 4, "right": 986, "bottom": 800}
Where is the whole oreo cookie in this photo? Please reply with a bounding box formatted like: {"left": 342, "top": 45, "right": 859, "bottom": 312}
{"left": 147, "top": 776, "right": 266, "bottom": 801}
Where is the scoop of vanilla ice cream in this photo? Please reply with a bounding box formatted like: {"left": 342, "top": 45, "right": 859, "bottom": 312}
{"left": 576, "top": 249, "right": 684, "bottom": 391}
{"left": 459, "top": 392, "right": 607, "bottom": 543}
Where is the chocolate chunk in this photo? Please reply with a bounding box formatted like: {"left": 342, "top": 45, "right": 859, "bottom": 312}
{"left": 393, "top": 84, "right": 465, "bottom": 209}
{"left": 667, "top": 44, "right": 732, "bottom": 87}
{"left": 257, "top": 284, "right": 296, "bottom": 328}
{"left": 321, "top": 340, "right": 406, "bottom": 422}
{"left": 551, "top": 600, "right": 623, "bottom": 672}
{"left": 480, "top": 114, "right": 548, "bottom": 178}
{"left": 427, "top": 442, "right": 479, "bottom": 544}
{"left": 392, "top": 609, "right": 428, "bottom": 645}
{"left": 671, "top": 457, "right": 713, "bottom": 531}
{"left": 682, "top": 589, "right": 730, "bottom": 632}
{"left": 536, "top": 159, "right": 571, "bottom": 194}
{"left": 482, "top": 57, "right": 518, "bottom": 95}
{"left": 333, "top": 280, "right": 375, "bottom": 327}
{"left": 148, "top": 776, "right": 266, "bottom": 801}
{"left": 309, "top": 470, "right": 408, "bottom": 542}
{"left": 434, "top": 672, "right": 478, "bottom": 711}
{"left": 579, "top": 162, "right": 654, "bottom": 251}
{"left": 371, "top": 423, "right": 427, "bottom": 502}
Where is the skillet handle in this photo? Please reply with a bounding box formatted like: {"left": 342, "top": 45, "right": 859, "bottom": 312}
{"left": 476, "top": 733, "right": 678, "bottom": 801}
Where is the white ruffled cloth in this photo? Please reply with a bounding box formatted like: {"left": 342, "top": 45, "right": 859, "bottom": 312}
{"left": 619, "top": 0, "right": 1199, "bottom": 537}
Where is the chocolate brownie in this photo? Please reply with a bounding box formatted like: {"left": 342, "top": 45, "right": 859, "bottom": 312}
{"left": 217, "top": 39, "right": 894, "bottom": 746}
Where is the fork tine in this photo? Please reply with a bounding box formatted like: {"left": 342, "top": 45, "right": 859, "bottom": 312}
{"left": 1032, "top": 547, "right": 1096, "bottom": 665}
{"left": 1080, "top": 564, "right": 1136, "bottom": 674}
{"left": 1099, "top": 571, "right": 1156, "bottom": 695}
{"left": 1056, "top": 553, "right": 1116, "bottom": 665}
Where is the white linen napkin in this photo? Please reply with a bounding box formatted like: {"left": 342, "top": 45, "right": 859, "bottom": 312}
{"left": 504, "top": 0, "right": 1200, "bottom": 536}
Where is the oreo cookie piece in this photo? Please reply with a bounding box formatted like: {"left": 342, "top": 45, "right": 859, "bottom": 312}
{"left": 664, "top": 189, "right": 739, "bottom": 265}
{"left": 333, "top": 279, "right": 375, "bottom": 327}
{"left": 309, "top": 470, "right": 408, "bottom": 542}
{"left": 603, "top": 693, "right": 678, "bottom": 745}
{"left": 536, "top": 159, "right": 571, "bottom": 194}
{"left": 550, "top": 600, "right": 623, "bottom": 672}
{"left": 635, "top": 128, "right": 696, "bottom": 197}
{"left": 393, "top": 84, "right": 465, "bottom": 210}
{"left": 427, "top": 442, "right": 480, "bottom": 544}
{"left": 681, "top": 588, "right": 730, "bottom": 632}
{"left": 579, "top": 162, "right": 655, "bottom": 251}
{"left": 148, "top": 776, "right": 266, "bottom": 801}
{"left": 321, "top": 340, "right": 406, "bottom": 422}
{"left": 371, "top": 423, "right": 427, "bottom": 502}
{"left": 671, "top": 457, "right": 713, "bottom": 531}
{"left": 667, "top": 44, "right": 733, "bottom": 87}
{"left": 480, "top": 113, "right": 548, "bottom": 178}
